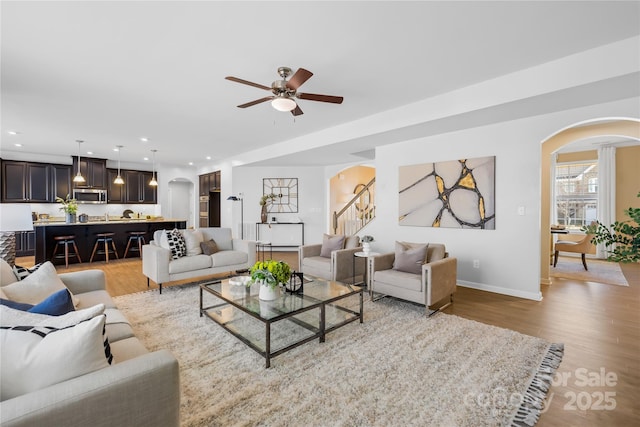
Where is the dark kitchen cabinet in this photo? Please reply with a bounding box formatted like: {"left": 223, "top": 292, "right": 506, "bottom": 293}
{"left": 124, "top": 170, "right": 157, "bottom": 204}
{"left": 50, "top": 164, "right": 72, "bottom": 201}
{"left": 107, "top": 169, "right": 125, "bottom": 203}
{"left": 1, "top": 161, "right": 49, "bottom": 203}
{"left": 73, "top": 156, "right": 107, "bottom": 189}
{"left": 199, "top": 174, "right": 210, "bottom": 196}
{"left": 210, "top": 171, "right": 221, "bottom": 191}
{"left": 199, "top": 170, "right": 221, "bottom": 195}
{"left": 15, "top": 231, "right": 36, "bottom": 257}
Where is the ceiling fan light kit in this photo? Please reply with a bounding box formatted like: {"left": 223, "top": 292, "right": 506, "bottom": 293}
{"left": 271, "top": 96, "right": 297, "bottom": 112}
{"left": 226, "top": 66, "right": 343, "bottom": 116}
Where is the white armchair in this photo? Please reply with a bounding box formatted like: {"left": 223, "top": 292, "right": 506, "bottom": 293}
{"left": 298, "top": 234, "right": 364, "bottom": 283}
{"left": 369, "top": 242, "right": 457, "bottom": 316}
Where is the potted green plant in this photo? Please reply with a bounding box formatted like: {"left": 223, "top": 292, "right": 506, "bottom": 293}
{"left": 248, "top": 260, "right": 291, "bottom": 300}
{"left": 56, "top": 194, "right": 78, "bottom": 224}
{"left": 581, "top": 191, "right": 639, "bottom": 263}
{"left": 259, "top": 193, "right": 277, "bottom": 223}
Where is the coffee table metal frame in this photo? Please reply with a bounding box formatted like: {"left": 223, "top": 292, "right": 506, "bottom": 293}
{"left": 199, "top": 277, "right": 363, "bottom": 368}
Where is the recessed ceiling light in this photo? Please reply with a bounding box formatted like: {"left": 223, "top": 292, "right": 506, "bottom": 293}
{"left": 188, "top": 162, "right": 194, "bottom": 166}
{"left": 14, "top": 143, "right": 23, "bottom": 147}
{"left": 87, "top": 151, "right": 94, "bottom": 155}
{"left": 206, "top": 156, "right": 212, "bottom": 160}
{"left": 8, "top": 131, "right": 19, "bottom": 135}
{"left": 143, "top": 157, "right": 149, "bottom": 161}
{"left": 113, "top": 147, "right": 120, "bottom": 152}
{"left": 140, "top": 137, "right": 149, "bottom": 142}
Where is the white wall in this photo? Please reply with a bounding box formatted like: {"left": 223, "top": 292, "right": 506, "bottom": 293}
{"left": 230, "top": 165, "right": 325, "bottom": 247}
{"left": 363, "top": 97, "right": 639, "bottom": 301}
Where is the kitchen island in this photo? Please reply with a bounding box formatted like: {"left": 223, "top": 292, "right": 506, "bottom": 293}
{"left": 34, "top": 219, "right": 186, "bottom": 265}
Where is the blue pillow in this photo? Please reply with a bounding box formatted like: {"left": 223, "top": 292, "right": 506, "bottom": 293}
{"left": 0, "top": 298, "right": 34, "bottom": 311}
{"left": 28, "top": 289, "right": 75, "bottom": 316}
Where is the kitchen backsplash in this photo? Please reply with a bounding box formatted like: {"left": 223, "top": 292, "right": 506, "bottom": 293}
{"left": 29, "top": 203, "right": 163, "bottom": 220}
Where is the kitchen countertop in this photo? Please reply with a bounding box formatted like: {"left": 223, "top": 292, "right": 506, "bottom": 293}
{"left": 33, "top": 218, "right": 185, "bottom": 226}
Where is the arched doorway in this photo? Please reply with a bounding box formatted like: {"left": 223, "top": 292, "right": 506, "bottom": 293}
{"left": 540, "top": 118, "right": 640, "bottom": 285}
{"left": 168, "top": 178, "right": 195, "bottom": 228}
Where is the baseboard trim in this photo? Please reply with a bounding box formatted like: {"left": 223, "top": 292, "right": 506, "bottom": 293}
{"left": 457, "top": 280, "right": 543, "bottom": 301}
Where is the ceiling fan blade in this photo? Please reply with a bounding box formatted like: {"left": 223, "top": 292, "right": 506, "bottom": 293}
{"left": 286, "top": 68, "right": 313, "bottom": 90}
{"left": 225, "top": 76, "right": 271, "bottom": 91}
{"left": 291, "top": 105, "right": 304, "bottom": 116}
{"left": 237, "top": 97, "right": 273, "bottom": 108}
{"left": 297, "top": 92, "right": 344, "bottom": 104}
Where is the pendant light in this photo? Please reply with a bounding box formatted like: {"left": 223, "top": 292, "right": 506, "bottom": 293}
{"left": 72, "top": 140, "right": 86, "bottom": 183}
{"left": 113, "top": 145, "right": 124, "bottom": 185}
{"left": 149, "top": 149, "right": 158, "bottom": 186}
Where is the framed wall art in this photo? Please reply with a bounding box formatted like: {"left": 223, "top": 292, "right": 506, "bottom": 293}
{"left": 398, "top": 156, "right": 495, "bottom": 229}
{"left": 263, "top": 178, "right": 298, "bottom": 213}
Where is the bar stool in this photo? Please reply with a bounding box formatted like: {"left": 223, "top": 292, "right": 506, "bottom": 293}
{"left": 124, "top": 231, "right": 146, "bottom": 258}
{"left": 51, "top": 235, "right": 82, "bottom": 269}
{"left": 90, "top": 232, "right": 119, "bottom": 263}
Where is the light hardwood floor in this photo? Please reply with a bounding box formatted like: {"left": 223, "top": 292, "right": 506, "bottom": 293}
{"left": 17, "top": 254, "right": 639, "bottom": 427}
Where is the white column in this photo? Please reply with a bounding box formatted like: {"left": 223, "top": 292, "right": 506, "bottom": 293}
{"left": 597, "top": 146, "right": 616, "bottom": 259}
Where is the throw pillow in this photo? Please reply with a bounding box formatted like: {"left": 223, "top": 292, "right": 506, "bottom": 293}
{"left": 200, "top": 239, "right": 219, "bottom": 256}
{"left": 1, "top": 262, "right": 71, "bottom": 305}
{"left": 0, "top": 298, "right": 33, "bottom": 311}
{"left": 0, "top": 314, "right": 112, "bottom": 400}
{"left": 183, "top": 229, "right": 204, "bottom": 256}
{"left": 0, "top": 258, "right": 18, "bottom": 286}
{"left": 12, "top": 263, "right": 44, "bottom": 281}
{"left": 0, "top": 289, "right": 73, "bottom": 316}
{"left": 344, "top": 235, "right": 361, "bottom": 249}
{"left": 29, "top": 289, "right": 75, "bottom": 316}
{"left": 0, "top": 303, "right": 105, "bottom": 328}
{"left": 164, "top": 228, "right": 187, "bottom": 260}
{"left": 393, "top": 241, "right": 429, "bottom": 274}
{"left": 319, "top": 234, "right": 346, "bottom": 258}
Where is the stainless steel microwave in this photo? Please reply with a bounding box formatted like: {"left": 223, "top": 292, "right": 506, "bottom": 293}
{"left": 73, "top": 188, "right": 107, "bottom": 204}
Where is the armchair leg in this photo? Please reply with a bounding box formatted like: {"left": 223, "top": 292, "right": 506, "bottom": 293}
{"left": 581, "top": 253, "right": 588, "bottom": 271}
{"left": 553, "top": 251, "right": 559, "bottom": 267}
{"left": 427, "top": 294, "right": 454, "bottom": 317}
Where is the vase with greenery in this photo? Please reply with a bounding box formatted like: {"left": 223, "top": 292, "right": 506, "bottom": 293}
{"left": 248, "top": 259, "right": 291, "bottom": 300}
{"left": 361, "top": 235, "right": 374, "bottom": 253}
{"left": 56, "top": 194, "right": 78, "bottom": 224}
{"left": 259, "top": 193, "right": 276, "bottom": 223}
{"left": 581, "top": 191, "right": 639, "bottom": 263}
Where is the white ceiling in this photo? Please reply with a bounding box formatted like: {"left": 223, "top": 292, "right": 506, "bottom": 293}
{"left": 1, "top": 1, "right": 639, "bottom": 169}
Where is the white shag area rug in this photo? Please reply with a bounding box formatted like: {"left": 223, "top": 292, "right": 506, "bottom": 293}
{"left": 114, "top": 284, "right": 563, "bottom": 427}
{"left": 551, "top": 257, "right": 629, "bottom": 286}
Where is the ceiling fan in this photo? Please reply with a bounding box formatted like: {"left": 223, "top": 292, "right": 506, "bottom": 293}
{"left": 225, "top": 67, "right": 343, "bottom": 116}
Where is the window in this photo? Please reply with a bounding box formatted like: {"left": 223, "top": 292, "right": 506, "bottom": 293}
{"left": 555, "top": 161, "right": 598, "bottom": 229}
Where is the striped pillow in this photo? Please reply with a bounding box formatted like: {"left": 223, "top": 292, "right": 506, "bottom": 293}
{"left": 0, "top": 314, "right": 112, "bottom": 400}
{"left": 12, "top": 263, "right": 44, "bottom": 281}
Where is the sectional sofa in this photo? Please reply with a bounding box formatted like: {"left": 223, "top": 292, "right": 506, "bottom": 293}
{"left": 0, "top": 260, "right": 180, "bottom": 427}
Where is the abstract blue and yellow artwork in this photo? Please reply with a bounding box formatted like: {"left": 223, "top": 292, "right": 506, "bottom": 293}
{"left": 399, "top": 156, "right": 495, "bottom": 229}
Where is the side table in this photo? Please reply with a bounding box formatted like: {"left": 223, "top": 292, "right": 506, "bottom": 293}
{"left": 353, "top": 251, "right": 380, "bottom": 297}
{"left": 256, "top": 241, "right": 273, "bottom": 262}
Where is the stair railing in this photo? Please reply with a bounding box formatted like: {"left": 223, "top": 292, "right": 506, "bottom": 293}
{"left": 333, "top": 177, "right": 376, "bottom": 235}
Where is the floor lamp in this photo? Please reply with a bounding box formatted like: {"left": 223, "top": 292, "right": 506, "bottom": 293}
{"left": 0, "top": 204, "right": 35, "bottom": 267}
{"left": 227, "top": 195, "right": 244, "bottom": 239}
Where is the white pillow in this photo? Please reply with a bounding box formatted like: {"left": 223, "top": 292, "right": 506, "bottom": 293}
{"left": 0, "top": 314, "right": 112, "bottom": 400}
{"left": 0, "top": 303, "right": 105, "bottom": 328}
{"left": 1, "top": 262, "right": 71, "bottom": 305}
{"left": 0, "top": 258, "right": 18, "bottom": 286}
{"left": 182, "top": 229, "right": 204, "bottom": 256}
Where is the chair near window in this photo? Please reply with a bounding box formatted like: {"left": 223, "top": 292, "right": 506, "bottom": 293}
{"left": 553, "top": 234, "right": 595, "bottom": 270}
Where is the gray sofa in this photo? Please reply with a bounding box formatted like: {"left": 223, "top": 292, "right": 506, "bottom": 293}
{"left": 142, "top": 227, "right": 256, "bottom": 293}
{"left": 0, "top": 267, "right": 180, "bottom": 427}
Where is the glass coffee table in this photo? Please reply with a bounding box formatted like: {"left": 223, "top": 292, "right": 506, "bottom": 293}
{"left": 199, "top": 276, "right": 363, "bottom": 368}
